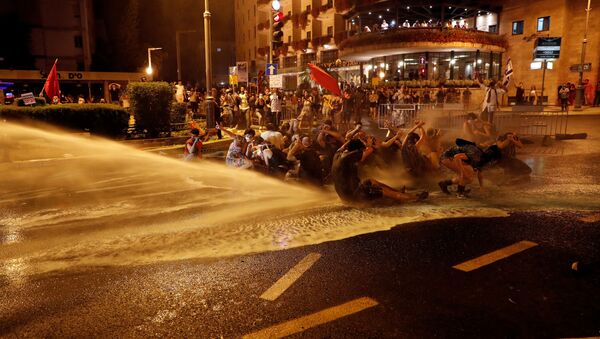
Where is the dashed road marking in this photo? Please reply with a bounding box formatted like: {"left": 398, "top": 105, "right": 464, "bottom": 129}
{"left": 453, "top": 240, "right": 538, "bottom": 272}
{"left": 243, "top": 297, "right": 379, "bottom": 339}
{"left": 260, "top": 252, "right": 321, "bottom": 301}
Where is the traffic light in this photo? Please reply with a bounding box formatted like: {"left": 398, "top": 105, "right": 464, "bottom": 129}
{"left": 272, "top": 12, "right": 284, "bottom": 49}
{"left": 272, "top": 5, "right": 284, "bottom": 64}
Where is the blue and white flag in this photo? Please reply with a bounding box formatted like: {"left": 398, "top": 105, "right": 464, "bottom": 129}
{"left": 502, "top": 57, "right": 513, "bottom": 87}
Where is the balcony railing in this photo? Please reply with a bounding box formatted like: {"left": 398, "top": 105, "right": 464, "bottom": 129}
{"left": 339, "top": 27, "right": 509, "bottom": 51}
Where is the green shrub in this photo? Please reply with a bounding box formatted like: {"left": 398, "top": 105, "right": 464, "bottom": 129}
{"left": 170, "top": 102, "right": 188, "bottom": 123}
{"left": 0, "top": 104, "right": 129, "bottom": 137}
{"left": 16, "top": 96, "right": 47, "bottom": 106}
{"left": 126, "top": 81, "right": 173, "bottom": 137}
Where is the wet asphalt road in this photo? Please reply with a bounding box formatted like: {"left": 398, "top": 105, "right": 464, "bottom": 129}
{"left": 1, "top": 211, "right": 599, "bottom": 338}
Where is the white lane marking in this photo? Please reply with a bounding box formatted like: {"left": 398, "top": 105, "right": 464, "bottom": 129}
{"left": 453, "top": 240, "right": 538, "bottom": 272}
{"left": 243, "top": 297, "right": 379, "bottom": 339}
{"left": 260, "top": 252, "right": 322, "bottom": 301}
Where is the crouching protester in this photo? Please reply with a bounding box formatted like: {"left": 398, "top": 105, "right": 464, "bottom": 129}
{"left": 331, "top": 138, "right": 428, "bottom": 205}
{"left": 219, "top": 124, "right": 254, "bottom": 169}
{"left": 183, "top": 128, "right": 203, "bottom": 161}
{"left": 438, "top": 139, "right": 502, "bottom": 197}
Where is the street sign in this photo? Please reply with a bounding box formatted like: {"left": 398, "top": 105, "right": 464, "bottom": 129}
{"left": 266, "top": 63, "right": 278, "bottom": 76}
{"left": 229, "top": 66, "right": 238, "bottom": 85}
{"left": 569, "top": 63, "right": 592, "bottom": 72}
{"left": 236, "top": 61, "right": 248, "bottom": 82}
{"left": 534, "top": 37, "right": 561, "bottom": 59}
{"left": 20, "top": 92, "right": 36, "bottom": 105}
{"left": 269, "top": 74, "right": 283, "bottom": 89}
{"left": 419, "top": 56, "right": 426, "bottom": 65}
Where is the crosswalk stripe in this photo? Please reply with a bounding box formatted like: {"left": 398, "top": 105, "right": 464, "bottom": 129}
{"left": 453, "top": 240, "right": 538, "bottom": 272}
{"left": 243, "top": 297, "right": 379, "bottom": 339}
{"left": 260, "top": 253, "right": 321, "bottom": 301}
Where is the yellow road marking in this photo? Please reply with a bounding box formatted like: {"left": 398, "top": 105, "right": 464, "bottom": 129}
{"left": 453, "top": 241, "right": 538, "bottom": 272}
{"left": 579, "top": 213, "right": 600, "bottom": 223}
{"left": 243, "top": 297, "right": 379, "bottom": 339}
{"left": 260, "top": 253, "right": 321, "bottom": 301}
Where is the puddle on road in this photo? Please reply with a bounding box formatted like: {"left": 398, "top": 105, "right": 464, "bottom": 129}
{"left": 0, "top": 122, "right": 598, "bottom": 283}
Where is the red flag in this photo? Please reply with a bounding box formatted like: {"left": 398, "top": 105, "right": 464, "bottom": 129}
{"left": 41, "top": 59, "right": 60, "bottom": 99}
{"left": 308, "top": 63, "right": 341, "bottom": 97}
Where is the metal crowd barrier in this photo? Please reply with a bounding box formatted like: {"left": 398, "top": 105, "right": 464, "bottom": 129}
{"left": 495, "top": 111, "right": 569, "bottom": 137}
{"left": 377, "top": 104, "right": 420, "bottom": 129}
{"left": 378, "top": 104, "right": 569, "bottom": 137}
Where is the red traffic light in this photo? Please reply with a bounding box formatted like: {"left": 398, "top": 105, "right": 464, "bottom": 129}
{"left": 273, "top": 12, "right": 284, "bottom": 23}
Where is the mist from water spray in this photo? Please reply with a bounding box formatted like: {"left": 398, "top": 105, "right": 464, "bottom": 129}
{"left": 0, "top": 121, "right": 598, "bottom": 282}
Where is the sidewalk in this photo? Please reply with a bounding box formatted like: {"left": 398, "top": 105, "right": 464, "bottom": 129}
{"left": 499, "top": 105, "right": 600, "bottom": 116}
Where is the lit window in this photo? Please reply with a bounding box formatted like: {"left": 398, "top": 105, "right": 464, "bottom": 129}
{"left": 537, "top": 16, "right": 550, "bottom": 31}
{"left": 512, "top": 20, "right": 524, "bottom": 35}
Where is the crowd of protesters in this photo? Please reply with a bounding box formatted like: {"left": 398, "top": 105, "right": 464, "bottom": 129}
{"left": 184, "top": 76, "right": 533, "bottom": 205}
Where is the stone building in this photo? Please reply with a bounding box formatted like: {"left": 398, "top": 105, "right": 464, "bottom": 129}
{"left": 235, "top": 0, "right": 599, "bottom": 104}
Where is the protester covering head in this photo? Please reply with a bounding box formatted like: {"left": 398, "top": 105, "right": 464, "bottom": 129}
{"left": 347, "top": 139, "right": 365, "bottom": 152}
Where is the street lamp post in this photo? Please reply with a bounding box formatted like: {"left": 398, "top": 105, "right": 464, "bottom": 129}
{"left": 203, "top": 0, "right": 217, "bottom": 131}
{"left": 575, "top": 0, "right": 592, "bottom": 109}
{"left": 146, "top": 47, "right": 163, "bottom": 76}
{"left": 204, "top": 0, "right": 212, "bottom": 91}
{"left": 176, "top": 30, "right": 197, "bottom": 82}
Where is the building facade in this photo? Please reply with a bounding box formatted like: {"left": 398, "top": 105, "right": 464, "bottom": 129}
{"left": 0, "top": 0, "right": 96, "bottom": 72}
{"left": 500, "top": 0, "right": 600, "bottom": 104}
{"left": 235, "top": 0, "right": 599, "bottom": 105}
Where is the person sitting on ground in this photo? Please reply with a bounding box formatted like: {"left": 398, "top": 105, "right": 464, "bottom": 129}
{"left": 183, "top": 128, "right": 204, "bottom": 161}
{"left": 377, "top": 128, "right": 404, "bottom": 167}
{"left": 463, "top": 112, "right": 495, "bottom": 145}
{"left": 414, "top": 122, "right": 443, "bottom": 170}
{"left": 316, "top": 119, "right": 344, "bottom": 175}
{"left": 332, "top": 138, "right": 428, "bottom": 204}
{"left": 219, "top": 124, "right": 254, "bottom": 169}
{"left": 438, "top": 138, "right": 502, "bottom": 197}
{"left": 400, "top": 121, "right": 431, "bottom": 177}
{"left": 286, "top": 135, "right": 324, "bottom": 186}
{"left": 260, "top": 123, "right": 284, "bottom": 149}
{"left": 495, "top": 132, "right": 532, "bottom": 185}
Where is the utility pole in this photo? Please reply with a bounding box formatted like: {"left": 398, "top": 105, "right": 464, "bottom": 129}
{"left": 575, "top": 0, "right": 592, "bottom": 109}
{"left": 203, "top": 0, "right": 216, "bottom": 131}
{"left": 269, "top": 8, "right": 274, "bottom": 64}
{"left": 204, "top": 0, "right": 213, "bottom": 92}
{"left": 176, "top": 30, "right": 197, "bottom": 82}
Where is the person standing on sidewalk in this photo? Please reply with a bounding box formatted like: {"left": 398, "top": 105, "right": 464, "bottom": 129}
{"left": 269, "top": 88, "right": 283, "bottom": 127}
{"left": 594, "top": 80, "right": 600, "bottom": 107}
{"left": 479, "top": 76, "right": 506, "bottom": 124}
{"left": 559, "top": 85, "right": 570, "bottom": 112}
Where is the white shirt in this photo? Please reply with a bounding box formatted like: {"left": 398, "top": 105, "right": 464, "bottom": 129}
{"left": 480, "top": 83, "right": 505, "bottom": 111}
{"left": 260, "top": 130, "right": 284, "bottom": 149}
{"left": 270, "top": 93, "right": 282, "bottom": 112}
